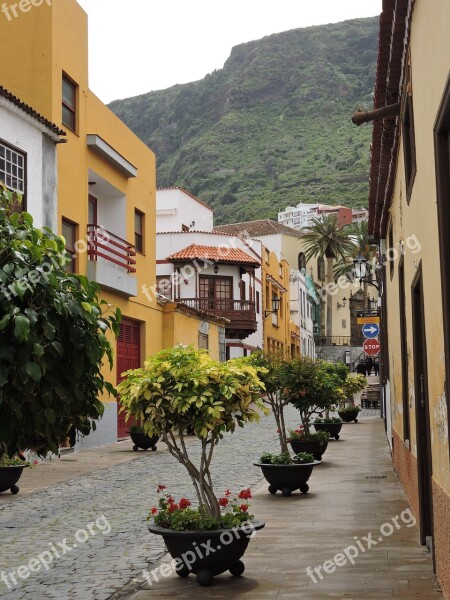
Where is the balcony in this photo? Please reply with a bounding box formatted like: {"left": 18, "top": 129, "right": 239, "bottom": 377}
{"left": 87, "top": 225, "right": 137, "bottom": 297}
{"left": 314, "top": 336, "right": 352, "bottom": 346}
{"left": 180, "top": 298, "right": 257, "bottom": 339}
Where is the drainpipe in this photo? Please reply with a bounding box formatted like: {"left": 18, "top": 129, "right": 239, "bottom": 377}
{"left": 351, "top": 103, "right": 401, "bottom": 126}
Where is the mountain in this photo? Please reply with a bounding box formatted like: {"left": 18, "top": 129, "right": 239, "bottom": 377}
{"left": 109, "top": 17, "right": 378, "bottom": 224}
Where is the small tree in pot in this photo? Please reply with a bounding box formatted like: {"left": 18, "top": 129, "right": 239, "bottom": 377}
{"left": 0, "top": 186, "right": 120, "bottom": 468}
{"left": 117, "top": 345, "right": 267, "bottom": 585}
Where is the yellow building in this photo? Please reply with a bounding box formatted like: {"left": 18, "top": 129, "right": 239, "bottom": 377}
{"left": 355, "top": 0, "right": 450, "bottom": 596}
{"left": 262, "top": 247, "right": 291, "bottom": 356}
{"left": 0, "top": 0, "right": 225, "bottom": 447}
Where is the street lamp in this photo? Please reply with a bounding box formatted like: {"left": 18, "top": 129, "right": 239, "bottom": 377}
{"left": 353, "top": 253, "right": 367, "bottom": 281}
{"left": 337, "top": 296, "right": 347, "bottom": 310}
{"left": 265, "top": 296, "right": 281, "bottom": 318}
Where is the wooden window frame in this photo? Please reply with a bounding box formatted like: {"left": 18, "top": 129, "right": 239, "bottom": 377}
{"left": 134, "top": 209, "right": 144, "bottom": 254}
{"left": 434, "top": 72, "right": 450, "bottom": 457}
{"left": 62, "top": 217, "right": 77, "bottom": 273}
{"left": 62, "top": 73, "right": 77, "bottom": 132}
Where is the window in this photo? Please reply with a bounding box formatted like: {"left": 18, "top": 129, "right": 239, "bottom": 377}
{"left": 88, "top": 195, "right": 97, "bottom": 225}
{"left": 198, "top": 332, "right": 209, "bottom": 350}
{"left": 398, "top": 257, "right": 410, "bottom": 441}
{"left": 402, "top": 61, "right": 416, "bottom": 202}
{"left": 156, "top": 276, "right": 172, "bottom": 298}
{"left": 62, "top": 74, "right": 77, "bottom": 131}
{"left": 317, "top": 257, "right": 325, "bottom": 281}
{"left": 135, "top": 210, "right": 144, "bottom": 253}
{"left": 342, "top": 319, "right": 347, "bottom": 329}
{"left": 298, "top": 252, "right": 307, "bottom": 272}
{"left": 256, "top": 290, "right": 260, "bottom": 314}
{"left": 0, "top": 140, "right": 26, "bottom": 210}
{"left": 182, "top": 224, "right": 189, "bottom": 232}
{"left": 62, "top": 218, "right": 77, "bottom": 272}
{"left": 265, "top": 248, "right": 270, "bottom": 264}
{"left": 199, "top": 276, "right": 232, "bottom": 310}
{"left": 388, "top": 224, "right": 394, "bottom": 280}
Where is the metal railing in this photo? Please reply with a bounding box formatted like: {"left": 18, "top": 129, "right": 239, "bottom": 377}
{"left": 87, "top": 224, "right": 136, "bottom": 273}
{"left": 314, "top": 336, "right": 352, "bottom": 346}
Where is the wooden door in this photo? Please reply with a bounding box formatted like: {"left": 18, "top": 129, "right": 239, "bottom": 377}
{"left": 116, "top": 319, "right": 140, "bottom": 439}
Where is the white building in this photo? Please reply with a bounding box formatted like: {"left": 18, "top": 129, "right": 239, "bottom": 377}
{"left": 278, "top": 202, "right": 368, "bottom": 231}
{"left": 0, "top": 86, "right": 65, "bottom": 228}
{"left": 156, "top": 188, "right": 263, "bottom": 358}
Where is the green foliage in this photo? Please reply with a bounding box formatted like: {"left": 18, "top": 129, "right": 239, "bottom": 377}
{"left": 109, "top": 18, "right": 378, "bottom": 223}
{"left": 118, "top": 346, "right": 267, "bottom": 520}
{"left": 259, "top": 451, "right": 314, "bottom": 464}
{"left": 117, "top": 345, "right": 267, "bottom": 439}
{"left": 314, "top": 417, "right": 343, "bottom": 424}
{"left": 287, "top": 428, "right": 329, "bottom": 446}
{"left": 338, "top": 405, "right": 361, "bottom": 414}
{"left": 280, "top": 358, "right": 345, "bottom": 433}
{"left": 0, "top": 185, "right": 121, "bottom": 458}
{"left": 341, "top": 374, "right": 367, "bottom": 399}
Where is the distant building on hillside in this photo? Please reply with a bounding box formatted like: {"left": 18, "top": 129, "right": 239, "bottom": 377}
{"left": 278, "top": 202, "right": 368, "bottom": 230}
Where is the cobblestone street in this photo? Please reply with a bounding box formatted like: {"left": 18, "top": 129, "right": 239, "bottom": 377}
{"left": 0, "top": 407, "right": 290, "bottom": 600}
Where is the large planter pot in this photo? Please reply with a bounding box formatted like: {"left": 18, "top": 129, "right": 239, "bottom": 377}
{"left": 313, "top": 422, "right": 343, "bottom": 440}
{"left": 0, "top": 465, "right": 28, "bottom": 495}
{"left": 128, "top": 431, "right": 159, "bottom": 451}
{"left": 148, "top": 519, "right": 265, "bottom": 586}
{"left": 254, "top": 461, "right": 321, "bottom": 496}
{"left": 289, "top": 438, "right": 328, "bottom": 461}
{"left": 338, "top": 409, "right": 360, "bottom": 423}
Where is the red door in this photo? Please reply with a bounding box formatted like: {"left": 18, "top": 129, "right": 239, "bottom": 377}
{"left": 117, "top": 319, "right": 141, "bottom": 439}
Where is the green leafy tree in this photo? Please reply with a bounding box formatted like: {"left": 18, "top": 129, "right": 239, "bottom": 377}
{"left": 117, "top": 345, "right": 267, "bottom": 521}
{"left": 0, "top": 185, "right": 121, "bottom": 457}
{"left": 280, "top": 357, "right": 345, "bottom": 434}
{"left": 301, "top": 215, "right": 355, "bottom": 337}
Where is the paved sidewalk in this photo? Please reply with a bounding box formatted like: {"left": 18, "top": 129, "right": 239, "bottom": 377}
{"left": 124, "top": 417, "right": 443, "bottom": 600}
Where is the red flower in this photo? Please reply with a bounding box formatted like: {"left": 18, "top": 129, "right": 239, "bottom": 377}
{"left": 168, "top": 503, "right": 179, "bottom": 513}
{"left": 224, "top": 489, "right": 232, "bottom": 497}
{"left": 179, "top": 498, "right": 191, "bottom": 509}
{"left": 219, "top": 497, "right": 229, "bottom": 507}
{"left": 33, "top": 460, "right": 39, "bottom": 465}
{"left": 151, "top": 507, "right": 158, "bottom": 515}
{"left": 157, "top": 484, "right": 166, "bottom": 492}
{"left": 167, "top": 496, "right": 175, "bottom": 504}
{"left": 239, "top": 504, "right": 248, "bottom": 512}
{"left": 238, "top": 488, "right": 252, "bottom": 500}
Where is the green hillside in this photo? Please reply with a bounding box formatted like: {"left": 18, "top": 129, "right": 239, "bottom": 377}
{"left": 109, "top": 17, "right": 378, "bottom": 224}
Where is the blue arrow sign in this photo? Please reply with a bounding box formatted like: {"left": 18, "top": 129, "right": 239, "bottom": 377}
{"left": 362, "top": 323, "right": 380, "bottom": 338}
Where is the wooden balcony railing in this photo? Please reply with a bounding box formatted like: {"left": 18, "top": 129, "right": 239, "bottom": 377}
{"left": 87, "top": 224, "right": 136, "bottom": 273}
{"left": 180, "top": 298, "right": 256, "bottom": 323}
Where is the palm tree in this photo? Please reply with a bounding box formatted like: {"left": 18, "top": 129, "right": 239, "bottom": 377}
{"left": 301, "top": 214, "right": 355, "bottom": 338}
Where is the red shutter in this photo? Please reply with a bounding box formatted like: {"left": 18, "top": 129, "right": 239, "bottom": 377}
{"left": 116, "top": 319, "right": 141, "bottom": 438}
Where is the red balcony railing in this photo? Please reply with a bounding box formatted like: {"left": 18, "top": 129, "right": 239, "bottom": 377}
{"left": 87, "top": 224, "right": 136, "bottom": 273}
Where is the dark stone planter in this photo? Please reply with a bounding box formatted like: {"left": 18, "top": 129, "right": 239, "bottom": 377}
{"left": 254, "top": 461, "right": 321, "bottom": 496}
{"left": 0, "top": 465, "right": 28, "bottom": 495}
{"left": 128, "top": 431, "right": 159, "bottom": 451}
{"left": 313, "top": 422, "right": 343, "bottom": 440}
{"left": 289, "top": 438, "right": 328, "bottom": 461}
{"left": 148, "top": 519, "right": 265, "bottom": 586}
{"left": 338, "top": 409, "right": 360, "bottom": 423}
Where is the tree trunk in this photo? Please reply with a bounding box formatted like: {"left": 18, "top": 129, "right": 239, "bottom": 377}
{"left": 326, "top": 256, "right": 334, "bottom": 338}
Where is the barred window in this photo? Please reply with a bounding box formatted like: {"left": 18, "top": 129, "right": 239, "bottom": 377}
{"left": 0, "top": 141, "right": 25, "bottom": 194}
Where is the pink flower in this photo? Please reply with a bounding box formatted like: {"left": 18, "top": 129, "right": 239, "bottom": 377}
{"left": 179, "top": 498, "right": 191, "bottom": 509}
{"left": 33, "top": 460, "right": 39, "bottom": 465}
{"left": 219, "top": 497, "right": 229, "bottom": 507}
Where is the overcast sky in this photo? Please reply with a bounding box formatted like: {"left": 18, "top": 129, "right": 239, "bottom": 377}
{"left": 76, "top": 0, "right": 382, "bottom": 104}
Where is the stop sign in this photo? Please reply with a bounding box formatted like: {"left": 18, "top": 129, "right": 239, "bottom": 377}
{"left": 363, "top": 338, "right": 381, "bottom": 356}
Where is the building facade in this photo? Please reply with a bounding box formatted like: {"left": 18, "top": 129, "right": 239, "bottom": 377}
{"left": 357, "top": 0, "right": 450, "bottom": 596}
{"left": 278, "top": 202, "right": 368, "bottom": 230}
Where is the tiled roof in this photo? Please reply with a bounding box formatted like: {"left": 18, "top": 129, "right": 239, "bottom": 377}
{"left": 166, "top": 244, "right": 260, "bottom": 265}
{"left": 214, "top": 219, "right": 300, "bottom": 238}
{"left": 0, "top": 86, "right": 66, "bottom": 140}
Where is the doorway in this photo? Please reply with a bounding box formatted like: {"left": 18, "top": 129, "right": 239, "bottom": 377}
{"left": 116, "top": 319, "right": 141, "bottom": 439}
{"left": 411, "top": 265, "right": 434, "bottom": 565}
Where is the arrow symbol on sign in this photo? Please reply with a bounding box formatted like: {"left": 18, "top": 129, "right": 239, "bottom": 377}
{"left": 365, "top": 326, "right": 377, "bottom": 334}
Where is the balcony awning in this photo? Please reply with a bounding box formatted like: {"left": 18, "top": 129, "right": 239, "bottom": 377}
{"left": 265, "top": 274, "right": 287, "bottom": 293}
{"left": 87, "top": 134, "right": 137, "bottom": 178}
{"left": 166, "top": 244, "right": 259, "bottom": 266}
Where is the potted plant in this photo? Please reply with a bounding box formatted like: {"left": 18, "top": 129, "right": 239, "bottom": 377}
{"left": 0, "top": 186, "right": 120, "bottom": 463}
{"left": 254, "top": 451, "right": 320, "bottom": 496}
{"left": 117, "top": 345, "right": 267, "bottom": 586}
{"left": 338, "top": 405, "right": 362, "bottom": 423}
{"left": 0, "top": 455, "right": 35, "bottom": 495}
{"left": 338, "top": 374, "right": 367, "bottom": 423}
{"left": 313, "top": 416, "right": 343, "bottom": 440}
{"left": 281, "top": 358, "right": 345, "bottom": 459}
{"left": 247, "top": 352, "right": 322, "bottom": 496}
{"left": 127, "top": 424, "right": 159, "bottom": 452}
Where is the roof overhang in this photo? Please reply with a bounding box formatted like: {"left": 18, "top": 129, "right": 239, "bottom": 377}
{"left": 87, "top": 134, "right": 137, "bottom": 178}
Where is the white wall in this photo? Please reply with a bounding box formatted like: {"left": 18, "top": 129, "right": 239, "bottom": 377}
{"left": 0, "top": 102, "right": 57, "bottom": 230}
{"left": 156, "top": 188, "right": 214, "bottom": 233}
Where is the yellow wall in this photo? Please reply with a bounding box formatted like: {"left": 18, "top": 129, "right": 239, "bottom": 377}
{"left": 262, "top": 247, "right": 291, "bottom": 355}
{"left": 384, "top": 0, "right": 449, "bottom": 492}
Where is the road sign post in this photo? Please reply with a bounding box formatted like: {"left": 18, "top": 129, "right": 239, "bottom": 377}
{"left": 363, "top": 338, "right": 381, "bottom": 356}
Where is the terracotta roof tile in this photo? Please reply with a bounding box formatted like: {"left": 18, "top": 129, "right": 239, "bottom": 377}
{"left": 166, "top": 244, "right": 260, "bottom": 265}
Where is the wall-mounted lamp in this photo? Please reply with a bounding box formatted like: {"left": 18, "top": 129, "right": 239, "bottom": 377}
{"left": 213, "top": 263, "right": 219, "bottom": 274}
{"left": 265, "top": 296, "right": 281, "bottom": 318}
{"left": 337, "top": 297, "right": 347, "bottom": 310}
